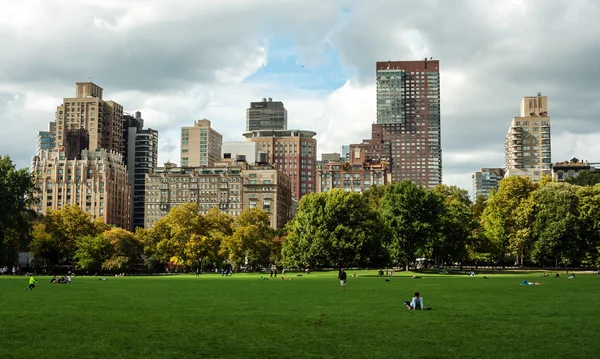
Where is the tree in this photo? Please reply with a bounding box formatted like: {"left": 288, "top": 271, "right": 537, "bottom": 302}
{"left": 28, "top": 224, "right": 60, "bottom": 272}
{"left": 147, "top": 203, "right": 209, "bottom": 267}
{"left": 379, "top": 181, "right": 442, "bottom": 270}
{"left": 431, "top": 185, "right": 472, "bottom": 265}
{"left": 73, "top": 234, "right": 111, "bottom": 271}
{"left": 480, "top": 176, "right": 536, "bottom": 264}
{"left": 185, "top": 234, "right": 221, "bottom": 270}
{"left": 576, "top": 185, "right": 600, "bottom": 266}
{"left": 0, "top": 155, "right": 37, "bottom": 266}
{"left": 43, "top": 205, "right": 98, "bottom": 260}
{"left": 566, "top": 170, "right": 600, "bottom": 186}
{"left": 102, "top": 228, "right": 143, "bottom": 272}
{"left": 221, "top": 208, "right": 275, "bottom": 270}
{"left": 468, "top": 195, "right": 493, "bottom": 262}
{"left": 531, "top": 182, "right": 582, "bottom": 267}
{"left": 283, "top": 190, "right": 387, "bottom": 269}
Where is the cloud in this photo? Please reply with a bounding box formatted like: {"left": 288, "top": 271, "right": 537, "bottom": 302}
{"left": 2, "top": 0, "right": 600, "bottom": 199}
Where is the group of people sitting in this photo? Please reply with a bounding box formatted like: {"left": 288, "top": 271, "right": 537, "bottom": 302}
{"left": 50, "top": 275, "right": 71, "bottom": 284}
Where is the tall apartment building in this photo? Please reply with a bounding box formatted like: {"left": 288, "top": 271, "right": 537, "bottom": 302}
{"left": 54, "top": 82, "right": 124, "bottom": 159}
{"left": 144, "top": 162, "right": 291, "bottom": 229}
{"left": 181, "top": 119, "right": 223, "bottom": 167}
{"left": 472, "top": 168, "right": 505, "bottom": 199}
{"left": 341, "top": 145, "right": 350, "bottom": 162}
{"left": 246, "top": 98, "right": 287, "bottom": 131}
{"left": 376, "top": 59, "right": 441, "bottom": 188}
{"left": 32, "top": 149, "right": 131, "bottom": 229}
{"left": 243, "top": 129, "right": 317, "bottom": 201}
{"left": 123, "top": 111, "right": 159, "bottom": 231}
{"left": 36, "top": 122, "right": 56, "bottom": 155}
{"left": 504, "top": 94, "right": 551, "bottom": 182}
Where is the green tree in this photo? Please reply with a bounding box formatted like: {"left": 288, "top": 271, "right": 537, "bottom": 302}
{"left": 379, "top": 181, "right": 442, "bottom": 270}
{"left": 577, "top": 185, "right": 600, "bottom": 266}
{"left": 43, "top": 205, "right": 98, "bottom": 260}
{"left": 28, "top": 224, "right": 60, "bottom": 272}
{"left": 480, "top": 176, "right": 536, "bottom": 264}
{"left": 221, "top": 208, "right": 275, "bottom": 270}
{"left": 431, "top": 185, "right": 472, "bottom": 265}
{"left": 566, "top": 170, "right": 600, "bottom": 186}
{"left": 468, "top": 195, "right": 493, "bottom": 262}
{"left": 185, "top": 234, "right": 221, "bottom": 270}
{"left": 0, "top": 155, "right": 37, "bottom": 266}
{"left": 73, "top": 234, "right": 112, "bottom": 271}
{"left": 531, "top": 182, "right": 581, "bottom": 267}
{"left": 283, "top": 190, "right": 387, "bottom": 269}
{"left": 102, "top": 228, "right": 143, "bottom": 272}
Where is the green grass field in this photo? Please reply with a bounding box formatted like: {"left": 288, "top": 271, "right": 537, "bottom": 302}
{"left": 1, "top": 271, "right": 599, "bottom": 359}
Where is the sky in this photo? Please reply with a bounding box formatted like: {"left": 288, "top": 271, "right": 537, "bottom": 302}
{"left": 1, "top": 0, "right": 600, "bottom": 196}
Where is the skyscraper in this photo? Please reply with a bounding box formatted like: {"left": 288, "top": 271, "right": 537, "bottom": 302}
{"left": 246, "top": 98, "right": 287, "bottom": 131}
{"left": 472, "top": 168, "right": 505, "bottom": 199}
{"left": 54, "top": 82, "right": 124, "bottom": 159}
{"left": 123, "top": 111, "right": 159, "bottom": 231}
{"left": 180, "top": 119, "right": 223, "bottom": 167}
{"left": 33, "top": 82, "right": 131, "bottom": 229}
{"left": 36, "top": 122, "right": 56, "bottom": 155}
{"left": 375, "top": 59, "right": 441, "bottom": 188}
{"left": 504, "top": 94, "right": 551, "bottom": 182}
{"left": 243, "top": 129, "right": 317, "bottom": 201}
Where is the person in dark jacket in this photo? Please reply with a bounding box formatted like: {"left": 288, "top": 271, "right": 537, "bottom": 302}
{"left": 338, "top": 268, "right": 347, "bottom": 291}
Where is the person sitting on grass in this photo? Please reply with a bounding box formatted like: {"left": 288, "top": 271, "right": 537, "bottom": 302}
{"left": 50, "top": 276, "right": 57, "bottom": 284}
{"left": 569, "top": 273, "right": 576, "bottom": 279}
{"left": 404, "top": 291, "right": 431, "bottom": 310}
{"left": 555, "top": 273, "right": 560, "bottom": 278}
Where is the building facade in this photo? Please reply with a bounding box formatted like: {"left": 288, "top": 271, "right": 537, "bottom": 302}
{"left": 240, "top": 166, "right": 292, "bottom": 229}
{"left": 32, "top": 149, "right": 131, "bottom": 229}
{"left": 317, "top": 161, "right": 389, "bottom": 193}
{"left": 144, "top": 163, "right": 291, "bottom": 229}
{"left": 551, "top": 159, "right": 593, "bottom": 182}
{"left": 375, "top": 59, "right": 441, "bottom": 188}
{"left": 54, "top": 82, "right": 124, "bottom": 160}
{"left": 321, "top": 153, "right": 341, "bottom": 163}
{"left": 222, "top": 142, "right": 262, "bottom": 164}
{"left": 181, "top": 119, "right": 223, "bottom": 167}
{"left": 472, "top": 168, "right": 505, "bottom": 199}
{"left": 504, "top": 94, "right": 551, "bottom": 183}
{"left": 123, "top": 111, "right": 159, "bottom": 231}
{"left": 36, "top": 122, "right": 56, "bottom": 155}
{"left": 243, "top": 129, "right": 317, "bottom": 201}
{"left": 246, "top": 98, "right": 287, "bottom": 131}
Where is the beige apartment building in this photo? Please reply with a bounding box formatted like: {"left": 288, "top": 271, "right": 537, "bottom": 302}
{"left": 54, "top": 82, "right": 124, "bottom": 159}
{"left": 317, "top": 161, "right": 390, "bottom": 193}
{"left": 504, "top": 94, "right": 551, "bottom": 183}
{"left": 240, "top": 166, "right": 292, "bottom": 229}
{"left": 144, "top": 162, "right": 291, "bottom": 229}
{"left": 243, "top": 129, "right": 317, "bottom": 201}
{"left": 32, "top": 149, "right": 131, "bottom": 229}
{"left": 180, "top": 119, "right": 223, "bottom": 167}
{"left": 551, "top": 159, "right": 595, "bottom": 182}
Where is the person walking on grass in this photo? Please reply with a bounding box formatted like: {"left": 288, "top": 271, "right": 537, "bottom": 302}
{"left": 338, "top": 268, "right": 347, "bottom": 291}
{"left": 196, "top": 268, "right": 199, "bottom": 277}
{"left": 25, "top": 275, "right": 37, "bottom": 291}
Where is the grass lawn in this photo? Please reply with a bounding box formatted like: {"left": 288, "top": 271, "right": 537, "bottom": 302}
{"left": 1, "top": 271, "right": 599, "bottom": 359}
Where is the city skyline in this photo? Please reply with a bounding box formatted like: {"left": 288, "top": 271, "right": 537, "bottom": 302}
{"left": 1, "top": 1, "right": 600, "bottom": 195}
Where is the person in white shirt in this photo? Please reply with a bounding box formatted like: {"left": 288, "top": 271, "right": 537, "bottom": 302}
{"left": 405, "top": 291, "right": 424, "bottom": 310}
{"left": 66, "top": 275, "right": 71, "bottom": 283}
